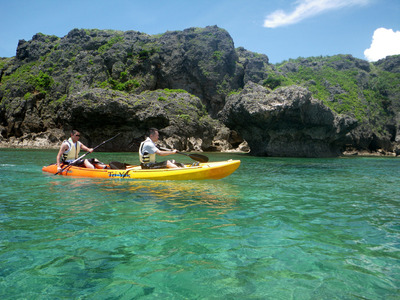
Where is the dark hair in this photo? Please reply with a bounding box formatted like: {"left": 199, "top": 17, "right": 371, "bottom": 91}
{"left": 148, "top": 128, "right": 159, "bottom": 136}
{"left": 71, "top": 129, "right": 79, "bottom": 135}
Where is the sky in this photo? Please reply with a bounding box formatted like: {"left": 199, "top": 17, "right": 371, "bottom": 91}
{"left": 0, "top": 0, "right": 399, "bottom": 64}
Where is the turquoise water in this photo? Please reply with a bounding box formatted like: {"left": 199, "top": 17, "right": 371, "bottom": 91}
{"left": 0, "top": 149, "right": 399, "bottom": 299}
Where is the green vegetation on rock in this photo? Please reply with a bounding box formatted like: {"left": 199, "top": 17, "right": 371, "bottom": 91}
{"left": 1, "top": 27, "right": 399, "bottom": 155}
{"left": 267, "top": 55, "right": 400, "bottom": 140}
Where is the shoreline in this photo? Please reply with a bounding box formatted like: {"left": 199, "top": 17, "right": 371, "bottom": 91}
{"left": 1, "top": 141, "right": 398, "bottom": 157}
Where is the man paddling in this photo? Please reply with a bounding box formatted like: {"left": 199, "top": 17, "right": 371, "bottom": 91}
{"left": 139, "top": 128, "right": 183, "bottom": 169}
{"left": 56, "top": 130, "right": 107, "bottom": 172}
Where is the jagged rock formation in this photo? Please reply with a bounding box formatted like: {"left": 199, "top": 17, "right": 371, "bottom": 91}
{"left": 56, "top": 88, "right": 223, "bottom": 152}
{"left": 374, "top": 55, "right": 400, "bottom": 73}
{"left": 272, "top": 54, "right": 400, "bottom": 155}
{"left": 0, "top": 26, "right": 399, "bottom": 157}
{"left": 219, "top": 82, "right": 357, "bottom": 157}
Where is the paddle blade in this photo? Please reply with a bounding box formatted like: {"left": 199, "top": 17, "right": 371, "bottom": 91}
{"left": 188, "top": 153, "right": 209, "bottom": 163}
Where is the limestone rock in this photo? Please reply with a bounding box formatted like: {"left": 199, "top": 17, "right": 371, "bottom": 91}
{"left": 219, "top": 82, "right": 358, "bottom": 157}
{"left": 1, "top": 27, "right": 399, "bottom": 156}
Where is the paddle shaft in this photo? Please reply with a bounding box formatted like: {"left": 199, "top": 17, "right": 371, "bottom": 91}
{"left": 159, "top": 147, "right": 209, "bottom": 163}
{"left": 55, "top": 133, "right": 121, "bottom": 175}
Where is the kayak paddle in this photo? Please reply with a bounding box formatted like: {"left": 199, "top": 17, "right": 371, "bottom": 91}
{"left": 159, "top": 147, "right": 209, "bottom": 163}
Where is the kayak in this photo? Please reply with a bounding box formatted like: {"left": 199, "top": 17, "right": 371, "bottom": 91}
{"left": 42, "top": 160, "right": 240, "bottom": 180}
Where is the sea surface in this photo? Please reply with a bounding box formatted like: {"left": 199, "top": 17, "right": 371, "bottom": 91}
{"left": 0, "top": 148, "right": 399, "bottom": 299}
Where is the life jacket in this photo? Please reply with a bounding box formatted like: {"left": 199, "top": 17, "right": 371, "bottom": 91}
{"left": 139, "top": 138, "right": 156, "bottom": 164}
{"left": 62, "top": 138, "right": 81, "bottom": 161}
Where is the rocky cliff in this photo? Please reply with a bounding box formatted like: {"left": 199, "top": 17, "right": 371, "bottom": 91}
{"left": 0, "top": 26, "right": 399, "bottom": 157}
{"left": 271, "top": 54, "right": 400, "bottom": 155}
{"left": 219, "top": 82, "right": 357, "bottom": 157}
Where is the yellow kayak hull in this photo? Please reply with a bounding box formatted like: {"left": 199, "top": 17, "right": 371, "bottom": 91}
{"left": 42, "top": 160, "right": 240, "bottom": 180}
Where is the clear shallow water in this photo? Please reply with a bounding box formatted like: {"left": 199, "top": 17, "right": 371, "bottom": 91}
{"left": 0, "top": 149, "right": 399, "bottom": 299}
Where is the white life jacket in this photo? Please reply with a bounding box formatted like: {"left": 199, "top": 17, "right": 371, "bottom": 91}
{"left": 139, "top": 139, "right": 156, "bottom": 164}
{"left": 62, "top": 138, "right": 81, "bottom": 161}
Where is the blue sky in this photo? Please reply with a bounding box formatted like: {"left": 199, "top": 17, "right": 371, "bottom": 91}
{"left": 1, "top": 0, "right": 399, "bottom": 63}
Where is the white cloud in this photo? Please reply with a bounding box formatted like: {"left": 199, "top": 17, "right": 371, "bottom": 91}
{"left": 263, "top": 0, "right": 369, "bottom": 28}
{"left": 364, "top": 28, "right": 400, "bottom": 62}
